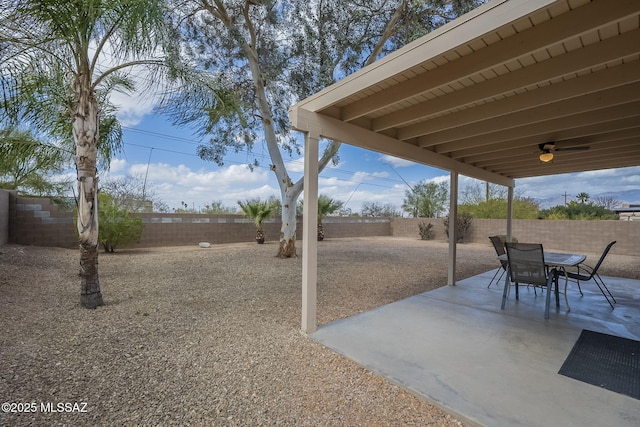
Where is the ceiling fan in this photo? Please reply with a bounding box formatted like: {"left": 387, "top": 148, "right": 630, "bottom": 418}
{"left": 538, "top": 142, "right": 590, "bottom": 163}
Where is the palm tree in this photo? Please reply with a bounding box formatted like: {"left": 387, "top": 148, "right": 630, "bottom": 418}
{"left": 317, "top": 195, "right": 344, "bottom": 241}
{"left": 0, "top": 128, "right": 70, "bottom": 195}
{"left": 238, "top": 199, "right": 275, "bottom": 244}
{"left": 0, "top": 0, "right": 178, "bottom": 308}
{"left": 576, "top": 192, "right": 591, "bottom": 204}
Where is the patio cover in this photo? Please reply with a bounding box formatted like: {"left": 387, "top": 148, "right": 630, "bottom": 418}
{"left": 289, "top": 0, "right": 640, "bottom": 333}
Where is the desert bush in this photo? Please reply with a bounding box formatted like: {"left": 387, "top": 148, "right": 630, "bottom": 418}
{"left": 418, "top": 221, "right": 434, "bottom": 240}
{"left": 99, "top": 193, "right": 144, "bottom": 252}
{"left": 443, "top": 212, "right": 472, "bottom": 242}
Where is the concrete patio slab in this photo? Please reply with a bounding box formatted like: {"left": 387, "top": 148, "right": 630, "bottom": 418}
{"left": 311, "top": 270, "right": 640, "bottom": 427}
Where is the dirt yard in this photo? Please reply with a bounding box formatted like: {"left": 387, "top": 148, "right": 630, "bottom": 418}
{"left": 1, "top": 237, "right": 637, "bottom": 426}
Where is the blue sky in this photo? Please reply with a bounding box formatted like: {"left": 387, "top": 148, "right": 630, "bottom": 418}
{"left": 101, "top": 93, "right": 640, "bottom": 214}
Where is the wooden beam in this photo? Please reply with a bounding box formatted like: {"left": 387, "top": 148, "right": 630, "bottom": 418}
{"left": 290, "top": 108, "right": 514, "bottom": 187}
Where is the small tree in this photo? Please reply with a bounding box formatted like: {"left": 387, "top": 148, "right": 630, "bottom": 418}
{"left": 238, "top": 198, "right": 275, "bottom": 244}
{"left": 418, "top": 221, "right": 434, "bottom": 240}
{"left": 593, "top": 195, "right": 621, "bottom": 210}
{"left": 443, "top": 212, "right": 473, "bottom": 242}
{"left": 101, "top": 174, "right": 168, "bottom": 213}
{"left": 317, "top": 195, "right": 344, "bottom": 241}
{"left": 98, "top": 193, "right": 144, "bottom": 253}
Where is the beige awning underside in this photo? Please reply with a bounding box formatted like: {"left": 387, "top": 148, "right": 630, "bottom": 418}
{"left": 290, "top": 0, "right": 640, "bottom": 187}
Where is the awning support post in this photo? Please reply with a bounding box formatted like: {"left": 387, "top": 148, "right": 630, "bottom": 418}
{"left": 448, "top": 171, "right": 458, "bottom": 286}
{"left": 302, "top": 132, "right": 319, "bottom": 334}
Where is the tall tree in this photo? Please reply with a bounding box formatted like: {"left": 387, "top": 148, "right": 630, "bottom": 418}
{"left": 402, "top": 180, "right": 449, "bottom": 218}
{"left": 460, "top": 181, "right": 507, "bottom": 205}
{"left": 169, "top": 0, "right": 484, "bottom": 258}
{"left": 0, "top": 0, "right": 181, "bottom": 308}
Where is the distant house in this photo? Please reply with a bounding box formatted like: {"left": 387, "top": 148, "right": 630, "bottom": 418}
{"left": 613, "top": 204, "right": 640, "bottom": 221}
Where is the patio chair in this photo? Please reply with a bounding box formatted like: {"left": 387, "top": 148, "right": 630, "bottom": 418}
{"left": 487, "top": 236, "right": 508, "bottom": 288}
{"left": 501, "top": 242, "right": 559, "bottom": 319}
{"left": 564, "top": 241, "right": 617, "bottom": 309}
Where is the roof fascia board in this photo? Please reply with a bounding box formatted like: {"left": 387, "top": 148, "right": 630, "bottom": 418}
{"left": 290, "top": 108, "right": 514, "bottom": 187}
{"left": 291, "top": 0, "right": 555, "bottom": 113}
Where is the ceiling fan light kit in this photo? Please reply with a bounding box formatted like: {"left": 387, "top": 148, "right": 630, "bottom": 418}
{"left": 537, "top": 142, "right": 589, "bottom": 163}
{"left": 539, "top": 152, "right": 554, "bottom": 163}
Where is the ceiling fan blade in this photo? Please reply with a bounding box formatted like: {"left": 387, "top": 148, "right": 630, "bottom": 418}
{"left": 555, "top": 146, "right": 590, "bottom": 151}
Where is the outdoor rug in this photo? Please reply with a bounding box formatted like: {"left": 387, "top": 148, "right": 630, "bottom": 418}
{"left": 559, "top": 329, "right": 640, "bottom": 400}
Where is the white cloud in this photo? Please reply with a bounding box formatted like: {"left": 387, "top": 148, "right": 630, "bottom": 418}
{"left": 101, "top": 160, "right": 277, "bottom": 211}
{"left": 351, "top": 171, "right": 389, "bottom": 183}
{"left": 108, "top": 158, "right": 127, "bottom": 173}
{"left": 285, "top": 157, "right": 305, "bottom": 173}
{"left": 319, "top": 176, "right": 356, "bottom": 187}
{"left": 111, "top": 90, "right": 160, "bottom": 127}
{"left": 379, "top": 154, "right": 416, "bottom": 168}
{"left": 514, "top": 166, "right": 640, "bottom": 205}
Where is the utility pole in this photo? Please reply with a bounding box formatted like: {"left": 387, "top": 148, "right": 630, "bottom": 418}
{"left": 563, "top": 192, "right": 569, "bottom": 205}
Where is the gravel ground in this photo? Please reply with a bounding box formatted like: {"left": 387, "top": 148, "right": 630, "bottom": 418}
{"left": 1, "top": 237, "right": 638, "bottom": 426}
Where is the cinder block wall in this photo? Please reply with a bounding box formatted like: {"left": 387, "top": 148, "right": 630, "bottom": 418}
{"left": 10, "top": 196, "right": 77, "bottom": 248}
{"left": 322, "top": 218, "right": 392, "bottom": 239}
{"left": 391, "top": 217, "right": 446, "bottom": 240}
{"left": 134, "top": 214, "right": 293, "bottom": 247}
{"left": 6, "top": 196, "right": 392, "bottom": 249}
{"left": 391, "top": 217, "right": 638, "bottom": 255}
{"left": 4, "top": 195, "right": 638, "bottom": 255}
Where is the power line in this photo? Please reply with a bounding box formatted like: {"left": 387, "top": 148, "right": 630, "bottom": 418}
{"left": 121, "top": 140, "right": 402, "bottom": 191}
{"left": 121, "top": 126, "right": 409, "bottom": 186}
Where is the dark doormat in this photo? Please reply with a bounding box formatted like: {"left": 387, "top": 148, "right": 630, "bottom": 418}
{"left": 559, "top": 329, "right": 640, "bottom": 400}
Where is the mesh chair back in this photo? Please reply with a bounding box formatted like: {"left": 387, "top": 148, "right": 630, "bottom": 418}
{"left": 489, "top": 236, "right": 506, "bottom": 256}
{"left": 591, "top": 241, "right": 617, "bottom": 274}
{"left": 505, "top": 242, "right": 547, "bottom": 286}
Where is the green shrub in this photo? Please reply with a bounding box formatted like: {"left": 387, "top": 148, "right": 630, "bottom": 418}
{"left": 538, "top": 201, "right": 618, "bottom": 220}
{"left": 99, "top": 193, "right": 144, "bottom": 252}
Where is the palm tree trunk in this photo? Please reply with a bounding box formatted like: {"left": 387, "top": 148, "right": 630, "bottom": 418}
{"left": 256, "top": 227, "right": 265, "bottom": 244}
{"left": 73, "top": 71, "right": 103, "bottom": 309}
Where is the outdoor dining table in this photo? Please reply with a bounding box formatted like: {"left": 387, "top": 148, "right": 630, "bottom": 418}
{"left": 499, "top": 251, "right": 587, "bottom": 318}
